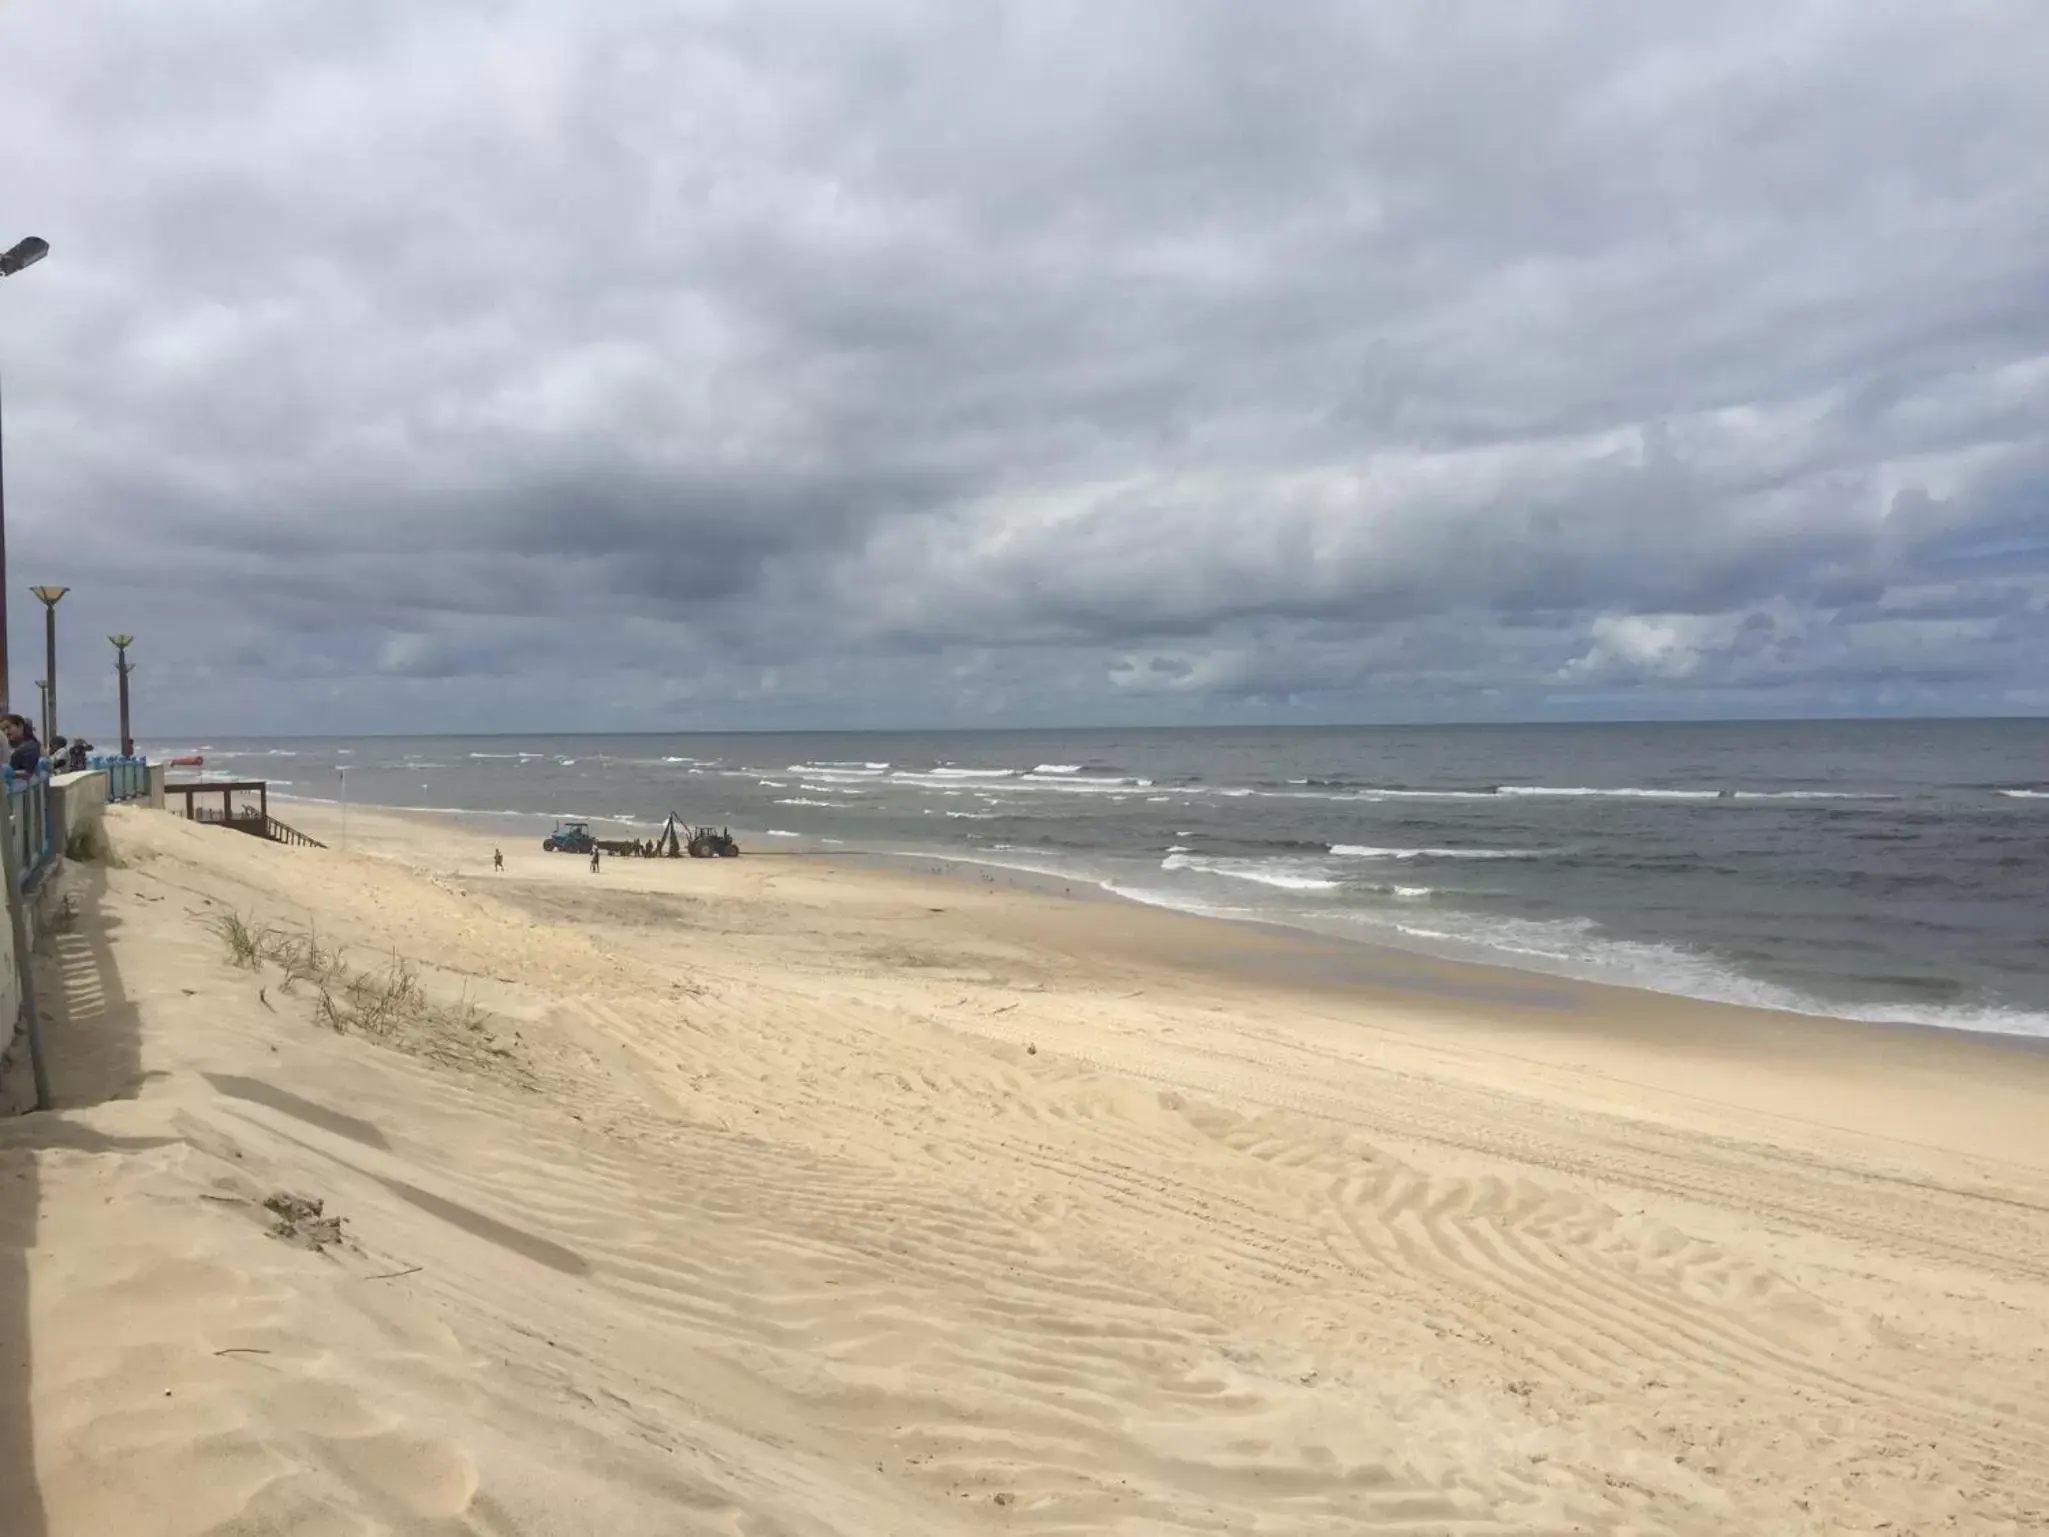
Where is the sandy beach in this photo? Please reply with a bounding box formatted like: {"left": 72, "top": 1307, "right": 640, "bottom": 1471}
{"left": 4, "top": 800, "right": 2047, "bottom": 1535}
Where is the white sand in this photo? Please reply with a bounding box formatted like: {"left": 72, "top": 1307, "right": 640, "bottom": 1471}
{"left": 2, "top": 800, "right": 2046, "bottom": 1534}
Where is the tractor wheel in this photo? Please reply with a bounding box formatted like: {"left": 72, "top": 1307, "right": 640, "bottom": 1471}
{"left": 540, "top": 839, "right": 554, "bottom": 852}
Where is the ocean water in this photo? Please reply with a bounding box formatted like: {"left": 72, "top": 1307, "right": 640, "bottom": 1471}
{"left": 156, "top": 721, "right": 2049, "bottom": 1039}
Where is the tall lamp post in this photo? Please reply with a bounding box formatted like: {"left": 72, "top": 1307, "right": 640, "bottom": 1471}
{"left": 30, "top": 584, "right": 66, "bottom": 748}
{"left": 110, "top": 634, "right": 135, "bottom": 757}
{"left": 0, "top": 235, "right": 52, "bottom": 717}
{"left": 32, "top": 677, "right": 47, "bottom": 752}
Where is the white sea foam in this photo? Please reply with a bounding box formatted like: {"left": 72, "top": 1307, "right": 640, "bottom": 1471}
{"left": 1016, "top": 777, "right": 1155, "bottom": 793}
{"left": 774, "top": 798, "right": 843, "bottom": 808}
{"left": 1102, "top": 883, "right": 1260, "bottom": 921}
{"left": 1730, "top": 790, "right": 1899, "bottom": 801}
{"left": 790, "top": 762, "right": 887, "bottom": 779}
{"left": 765, "top": 829, "right": 800, "bottom": 838}
{"left": 1160, "top": 853, "right": 1339, "bottom": 891}
{"left": 1263, "top": 786, "right": 1500, "bottom": 802}
{"left": 1998, "top": 789, "right": 2048, "bottom": 799}
{"left": 1496, "top": 784, "right": 1893, "bottom": 802}
{"left": 877, "top": 766, "right": 1153, "bottom": 795}
{"left": 1353, "top": 788, "right": 1500, "bottom": 801}
{"left": 1499, "top": 785, "right": 1722, "bottom": 800}
{"left": 914, "top": 850, "right": 1093, "bottom": 884}
{"left": 1032, "top": 764, "right": 1082, "bottom": 774}
{"left": 1330, "top": 844, "right": 1539, "bottom": 861}
{"left": 1378, "top": 913, "right": 2049, "bottom": 1039}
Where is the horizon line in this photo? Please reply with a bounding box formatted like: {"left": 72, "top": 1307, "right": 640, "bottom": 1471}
{"left": 138, "top": 712, "right": 2049, "bottom": 740}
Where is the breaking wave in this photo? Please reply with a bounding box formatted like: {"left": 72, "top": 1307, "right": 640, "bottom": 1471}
{"left": 1160, "top": 853, "right": 1339, "bottom": 891}
{"left": 1497, "top": 785, "right": 1897, "bottom": 802}
{"left": 1329, "top": 844, "right": 1539, "bottom": 861}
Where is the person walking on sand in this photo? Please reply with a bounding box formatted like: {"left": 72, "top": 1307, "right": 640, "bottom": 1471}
{"left": 493, "top": 848, "right": 503, "bottom": 872}
{"left": 589, "top": 847, "right": 601, "bottom": 874}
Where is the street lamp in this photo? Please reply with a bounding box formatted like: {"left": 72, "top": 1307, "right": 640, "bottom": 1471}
{"left": 110, "top": 634, "right": 135, "bottom": 758}
{"left": 30, "top": 584, "right": 65, "bottom": 748}
{"left": 32, "top": 677, "right": 47, "bottom": 752}
{"left": 1, "top": 235, "right": 51, "bottom": 716}
{"left": 0, "top": 238, "right": 46, "bottom": 278}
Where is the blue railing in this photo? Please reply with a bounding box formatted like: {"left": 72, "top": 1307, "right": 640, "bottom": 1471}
{"left": 2, "top": 763, "right": 55, "bottom": 891}
{"left": 90, "top": 754, "right": 151, "bottom": 803}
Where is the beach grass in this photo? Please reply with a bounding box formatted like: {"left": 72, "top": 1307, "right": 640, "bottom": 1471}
{"left": 207, "top": 909, "right": 488, "bottom": 1043}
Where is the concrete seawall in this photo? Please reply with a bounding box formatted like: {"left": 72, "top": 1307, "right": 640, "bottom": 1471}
{"left": 0, "top": 769, "right": 135, "bottom": 1067}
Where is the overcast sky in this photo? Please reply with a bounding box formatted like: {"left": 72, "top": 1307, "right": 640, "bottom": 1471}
{"left": 3, "top": 1, "right": 2045, "bottom": 736}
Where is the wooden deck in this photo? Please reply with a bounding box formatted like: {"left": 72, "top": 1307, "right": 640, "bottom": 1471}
{"left": 169, "top": 779, "right": 327, "bottom": 850}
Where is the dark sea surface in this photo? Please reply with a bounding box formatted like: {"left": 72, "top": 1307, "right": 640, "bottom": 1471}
{"left": 154, "top": 721, "right": 2049, "bottom": 1039}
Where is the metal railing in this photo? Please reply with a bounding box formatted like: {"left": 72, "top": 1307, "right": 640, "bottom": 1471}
{"left": 89, "top": 753, "right": 151, "bottom": 803}
{"left": 2, "top": 763, "right": 55, "bottom": 891}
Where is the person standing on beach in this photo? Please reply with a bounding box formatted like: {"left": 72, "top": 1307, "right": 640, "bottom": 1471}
{"left": 589, "top": 848, "right": 600, "bottom": 874}
{"left": 493, "top": 848, "right": 503, "bottom": 872}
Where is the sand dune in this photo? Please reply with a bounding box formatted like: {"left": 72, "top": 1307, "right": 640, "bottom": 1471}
{"left": 2, "top": 803, "right": 2045, "bottom": 1533}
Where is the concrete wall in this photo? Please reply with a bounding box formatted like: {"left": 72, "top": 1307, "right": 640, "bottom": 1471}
{"left": 0, "top": 853, "right": 17, "bottom": 1069}
{"left": 52, "top": 770, "right": 110, "bottom": 862}
{"left": 1, "top": 771, "right": 123, "bottom": 1072}
{"left": 0, "top": 808, "right": 42, "bottom": 1076}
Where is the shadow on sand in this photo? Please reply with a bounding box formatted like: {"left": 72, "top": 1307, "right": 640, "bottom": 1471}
{"left": 1, "top": 862, "right": 146, "bottom": 1536}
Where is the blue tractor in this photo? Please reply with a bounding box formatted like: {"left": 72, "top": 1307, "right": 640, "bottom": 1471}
{"left": 542, "top": 820, "right": 596, "bottom": 855}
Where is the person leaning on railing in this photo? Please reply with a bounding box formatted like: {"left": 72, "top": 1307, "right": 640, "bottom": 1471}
{"left": 1, "top": 714, "right": 41, "bottom": 774}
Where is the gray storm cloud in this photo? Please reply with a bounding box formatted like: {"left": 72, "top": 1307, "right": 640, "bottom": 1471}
{"left": 1, "top": 0, "right": 2045, "bottom": 732}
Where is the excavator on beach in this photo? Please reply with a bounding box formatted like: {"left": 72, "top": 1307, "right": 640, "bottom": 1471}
{"left": 652, "top": 811, "right": 740, "bottom": 858}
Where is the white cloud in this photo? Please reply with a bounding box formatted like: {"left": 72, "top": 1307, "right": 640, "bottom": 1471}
{"left": 1561, "top": 615, "right": 1728, "bottom": 682}
{"left": 2, "top": 0, "right": 2045, "bottom": 730}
